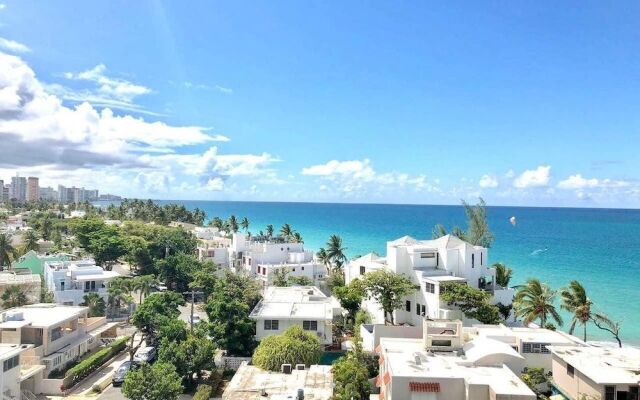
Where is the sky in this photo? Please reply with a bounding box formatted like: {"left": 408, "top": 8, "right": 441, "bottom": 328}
{"left": 0, "top": 1, "right": 639, "bottom": 207}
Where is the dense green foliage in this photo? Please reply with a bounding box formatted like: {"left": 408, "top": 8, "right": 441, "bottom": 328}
{"left": 0, "top": 233, "right": 17, "bottom": 268}
{"left": 131, "top": 291, "right": 185, "bottom": 343}
{"left": 440, "top": 283, "right": 502, "bottom": 324}
{"left": 81, "top": 292, "right": 106, "bottom": 317}
{"left": 122, "top": 362, "right": 183, "bottom": 400}
{"left": 361, "top": 269, "right": 417, "bottom": 324}
{"left": 493, "top": 262, "right": 513, "bottom": 287}
{"left": 431, "top": 198, "right": 494, "bottom": 248}
{"left": 514, "top": 279, "right": 563, "bottom": 328}
{"left": 62, "top": 336, "right": 129, "bottom": 389}
{"left": 1, "top": 285, "right": 28, "bottom": 308}
{"left": 106, "top": 198, "right": 206, "bottom": 225}
{"left": 158, "top": 333, "right": 216, "bottom": 386}
{"left": 252, "top": 326, "right": 322, "bottom": 371}
{"left": 333, "top": 279, "right": 365, "bottom": 325}
{"left": 192, "top": 384, "right": 213, "bottom": 400}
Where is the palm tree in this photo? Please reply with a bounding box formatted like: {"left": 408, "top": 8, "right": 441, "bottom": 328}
{"left": 81, "top": 292, "right": 106, "bottom": 317}
{"left": 133, "top": 275, "right": 157, "bottom": 304}
{"left": 266, "top": 224, "right": 274, "bottom": 238}
{"left": 107, "top": 278, "right": 134, "bottom": 316}
{"left": 560, "top": 280, "right": 593, "bottom": 341}
{"left": 326, "top": 235, "right": 347, "bottom": 272}
{"left": 316, "top": 247, "right": 330, "bottom": 267}
{"left": 1, "top": 285, "right": 28, "bottom": 308}
{"left": 240, "top": 217, "right": 250, "bottom": 232}
{"left": 209, "top": 217, "right": 224, "bottom": 230}
{"left": 23, "top": 230, "right": 40, "bottom": 253}
{"left": 493, "top": 262, "right": 513, "bottom": 288}
{"left": 432, "top": 224, "right": 447, "bottom": 239}
{"left": 228, "top": 215, "right": 239, "bottom": 233}
{"left": 514, "top": 279, "right": 563, "bottom": 328}
{"left": 291, "top": 232, "right": 303, "bottom": 243}
{"left": 0, "top": 233, "right": 17, "bottom": 270}
{"left": 280, "top": 224, "right": 293, "bottom": 240}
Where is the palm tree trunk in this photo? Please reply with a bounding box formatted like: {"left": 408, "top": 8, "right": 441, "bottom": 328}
{"left": 583, "top": 324, "right": 587, "bottom": 342}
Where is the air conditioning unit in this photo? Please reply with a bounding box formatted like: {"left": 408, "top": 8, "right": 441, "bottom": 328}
{"left": 281, "top": 364, "right": 292, "bottom": 374}
{"left": 295, "top": 364, "right": 305, "bottom": 370}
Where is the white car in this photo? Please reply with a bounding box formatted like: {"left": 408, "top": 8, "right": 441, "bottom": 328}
{"left": 133, "top": 346, "right": 157, "bottom": 363}
{"left": 188, "top": 315, "right": 202, "bottom": 325}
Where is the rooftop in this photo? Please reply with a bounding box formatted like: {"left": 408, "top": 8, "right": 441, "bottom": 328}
{"left": 0, "top": 272, "right": 41, "bottom": 285}
{"left": 250, "top": 286, "right": 334, "bottom": 320}
{"left": 222, "top": 363, "right": 333, "bottom": 400}
{"left": 0, "top": 304, "right": 87, "bottom": 328}
{"left": 548, "top": 345, "right": 640, "bottom": 385}
{"left": 467, "top": 324, "right": 583, "bottom": 346}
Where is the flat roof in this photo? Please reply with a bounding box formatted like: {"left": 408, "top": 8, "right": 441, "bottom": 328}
{"left": 548, "top": 345, "right": 640, "bottom": 385}
{"left": 425, "top": 275, "right": 467, "bottom": 282}
{"left": 468, "top": 324, "right": 582, "bottom": 345}
{"left": 222, "top": 364, "right": 333, "bottom": 400}
{"left": 250, "top": 286, "right": 334, "bottom": 320}
{"left": 379, "top": 337, "right": 534, "bottom": 397}
{"left": 0, "top": 304, "right": 87, "bottom": 328}
{"left": 73, "top": 271, "right": 120, "bottom": 281}
{"left": 0, "top": 343, "right": 26, "bottom": 360}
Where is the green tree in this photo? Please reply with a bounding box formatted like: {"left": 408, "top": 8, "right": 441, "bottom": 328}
{"left": 252, "top": 326, "right": 322, "bottom": 371}
{"left": 265, "top": 224, "right": 274, "bottom": 238}
{"left": 520, "top": 367, "right": 548, "bottom": 398}
{"left": 130, "top": 292, "right": 184, "bottom": 344}
{"left": 440, "top": 283, "right": 502, "bottom": 324}
{"left": 209, "top": 217, "right": 223, "bottom": 230}
{"left": 107, "top": 278, "right": 134, "bottom": 316}
{"left": 332, "top": 353, "right": 371, "bottom": 400}
{"left": 1, "top": 285, "right": 28, "bottom": 308}
{"left": 514, "top": 279, "right": 563, "bottom": 327}
{"left": 288, "top": 275, "right": 313, "bottom": 286}
{"left": 334, "top": 279, "right": 365, "bottom": 325}
{"left": 291, "top": 232, "right": 303, "bottom": 243}
{"left": 227, "top": 215, "right": 239, "bottom": 233}
{"left": 81, "top": 292, "right": 106, "bottom": 317}
{"left": 280, "top": 223, "right": 293, "bottom": 240}
{"left": 325, "top": 234, "right": 347, "bottom": 272}
{"left": 462, "top": 197, "right": 494, "bottom": 247}
{"left": 122, "top": 362, "right": 183, "bottom": 400}
{"left": 361, "top": 270, "right": 417, "bottom": 325}
{"left": 156, "top": 253, "right": 197, "bottom": 293}
{"left": 189, "top": 261, "right": 219, "bottom": 299}
{"left": 205, "top": 292, "right": 256, "bottom": 356}
{"left": 0, "top": 233, "right": 17, "bottom": 269}
{"left": 431, "top": 223, "right": 448, "bottom": 239}
{"left": 316, "top": 247, "right": 331, "bottom": 269}
{"left": 590, "top": 312, "right": 623, "bottom": 348}
{"left": 493, "top": 262, "right": 513, "bottom": 287}
{"left": 133, "top": 275, "right": 157, "bottom": 304}
{"left": 240, "top": 217, "right": 249, "bottom": 232}
{"left": 272, "top": 269, "right": 290, "bottom": 287}
{"left": 87, "top": 227, "right": 126, "bottom": 268}
{"left": 560, "top": 280, "right": 594, "bottom": 341}
{"left": 158, "top": 334, "right": 216, "bottom": 386}
{"left": 22, "top": 230, "right": 39, "bottom": 252}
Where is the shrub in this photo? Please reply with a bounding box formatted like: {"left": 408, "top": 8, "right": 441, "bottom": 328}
{"left": 62, "top": 335, "right": 130, "bottom": 389}
{"left": 252, "top": 326, "right": 322, "bottom": 371}
{"left": 193, "top": 384, "right": 212, "bottom": 400}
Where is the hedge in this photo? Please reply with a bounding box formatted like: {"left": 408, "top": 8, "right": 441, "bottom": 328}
{"left": 62, "top": 336, "right": 130, "bottom": 390}
{"left": 193, "top": 384, "right": 212, "bottom": 400}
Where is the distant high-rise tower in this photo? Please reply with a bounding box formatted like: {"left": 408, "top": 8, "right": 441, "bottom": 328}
{"left": 10, "top": 175, "right": 26, "bottom": 202}
{"left": 26, "top": 177, "right": 39, "bottom": 202}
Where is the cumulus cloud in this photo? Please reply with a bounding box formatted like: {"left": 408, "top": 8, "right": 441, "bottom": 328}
{"left": 479, "top": 174, "right": 498, "bottom": 188}
{"left": 513, "top": 165, "right": 551, "bottom": 188}
{"left": 557, "top": 174, "right": 630, "bottom": 190}
{"left": 0, "top": 37, "right": 30, "bottom": 53}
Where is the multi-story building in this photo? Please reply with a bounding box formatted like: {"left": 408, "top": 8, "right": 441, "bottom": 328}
{"left": 232, "top": 234, "right": 328, "bottom": 287}
{"left": 0, "top": 343, "right": 32, "bottom": 399}
{"left": 26, "top": 177, "right": 39, "bottom": 202}
{"left": 38, "top": 187, "right": 57, "bottom": 201}
{"left": 346, "top": 235, "right": 514, "bottom": 325}
{"left": 249, "top": 286, "right": 340, "bottom": 346}
{"left": 9, "top": 176, "right": 26, "bottom": 202}
{"left": 549, "top": 345, "right": 640, "bottom": 400}
{"left": 0, "top": 180, "right": 4, "bottom": 201}
{"left": 57, "top": 185, "right": 71, "bottom": 204}
{"left": 1, "top": 186, "right": 7, "bottom": 202}
{"left": 43, "top": 260, "right": 120, "bottom": 306}
{"left": 376, "top": 319, "right": 536, "bottom": 400}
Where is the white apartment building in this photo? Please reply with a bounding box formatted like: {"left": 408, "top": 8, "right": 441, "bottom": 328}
{"left": 0, "top": 343, "right": 29, "bottom": 400}
{"left": 196, "top": 229, "right": 232, "bottom": 267}
{"left": 549, "top": 345, "right": 640, "bottom": 400}
{"left": 0, "top": 304, "right": 118, "bottom": 394}
{"left": 232, "top": 234, "right": 328, "bottom": 287}
{"left": 43, "top": 260, "right": 120, "bottom": 306}
{"left": 376, "top": 319, "right": 536, "bottom": 400}
{"left": 346, "top": 235, "right": 514, "bottom": 326}
{"left": 249, "top": 286, "right": 340, "bottom": 346}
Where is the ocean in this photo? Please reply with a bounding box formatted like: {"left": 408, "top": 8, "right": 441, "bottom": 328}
{"left": 105, "top": 200, "right": 640, "bottom": 344}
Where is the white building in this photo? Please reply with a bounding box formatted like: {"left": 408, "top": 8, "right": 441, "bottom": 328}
{"left": 43, "top": 260, "right": 120, "bottom": 306}
{"left": 232, "top": 234, "right": 328, "bottom": 287}
{"left": 196, "top": 229, "right": 232, "bottom": 267}
{"left": 376, "top": 319, "right": 536, "bottom": 400}
{"left": 0, "top": 343, "right": 29, "bottom": 400}
{"left": 549, "top": 345, "right": 640, "bottom": 400}
{"left": 346, "top": 235, "right": 514, "bottom": 325}
{"left": 249, "top": 286, "right": 340, "bottom": 346}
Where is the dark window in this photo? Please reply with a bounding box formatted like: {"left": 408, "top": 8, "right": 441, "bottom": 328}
{"left": 257, "top": 266, "right": 261, "bottom": 274}
{"left": 471, "top": 254, "right": 475, "bottom": 268}
{"left": 292, "top": 268, "right": 295, "bottom": 272}
{"left": 567, "top": 363, "right": 574, "bottom": 377}
{"left": 60, "top": 281, "right": 65, "bottom": 291}
{"left": 480, "top": 252, "right": 483, "bottom": 266}
{"left": 301, "top": 267, "right": 304, "bottom": 271}
{"left": 420, "top": 252, "right": 435, "bottom": 259}
{"left": 522, "top": 343, "right": 550, "bottom": 354}
{"left": 421, "top": 305, "right": 426, "bottom": 316}
{"left": 360, "top": 266, "right": 366, "bottom": 275}
{"left": 605, "top": 386, "right": 615, "bottom": 400}
{"left": 2, "top": 355, "right": 19, "bottom": 372}
{"left": 431, "top": 340, "right": 451, "bottom": 347}
{"left": 303, "top": 321, "right": 318, "bottom": 331}
{"left": 264, "top": 320, "right": 279, "bottom": 330}
{"left": 405, "top": 300, "right": 411, "bottom": 312}
{"left": 416, "top": 303, "right": 420, "bottom": 315}
{"left": 425, "top": 282, "right": 435, "bottom": 293}
{"left": 436, "top": 253, "right": 439, "bottom": 266}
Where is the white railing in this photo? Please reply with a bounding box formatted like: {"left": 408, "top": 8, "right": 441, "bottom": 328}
{"left": 21, "top": 390, "right": 38, "bottom": 400}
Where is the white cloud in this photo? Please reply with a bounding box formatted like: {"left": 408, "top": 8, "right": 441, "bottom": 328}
{"left": 64, "top": 64, "right": 150, "bottom": 102}
{"left": 215, "top": 85, "right": 233, "bottom": 94}
{"left": 505, "top": 169, "right": 515, "bottom": 178}
{"left": 0, "top": 37, "right": 30, "bottom": 53}
{"left": 513, "top": 165, "right": 551, "bottom": 188}
{"left": 179, "top": 81, "right": 233, "bottom": 94}
{"left": 479, "top": 174, "right": 498, "bottom": 188}
{"left": 557, "top": 174, "right": 630, "bottom": 190}
{"left": 302, "top": 159, "right": 376, "bottom": 180}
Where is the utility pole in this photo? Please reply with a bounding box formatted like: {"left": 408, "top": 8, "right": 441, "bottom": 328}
{"left": 183, "top": 289, "right": 204, "bottom": 333}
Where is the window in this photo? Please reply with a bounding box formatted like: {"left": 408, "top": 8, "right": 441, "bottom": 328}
{"left": 60, "top": 281, "right": 65, "bottom": 291}
{"left": 567, "top": 363, "right": 574, "bottom": 377}
{"left": 257, "top": 266, "right": 261, "bottom": 274}
{"left": 360, "top": 266, "right": 366, "bottom": 275}
{"left": 416, "top": 303, "right": 420, "bottom": 315}
{"left": 301, "top": 267, "right": 304, "bottom": 271}
{"left": 436, "top": 253, "right": 439, "bottom": 266}
{"left": 264, "top": 320, "right": 279, "bottom": 330}
{"left": 405, "top": 300, "right": 411, "bottom": 312}
{"left": 2, "top": 355, "right": 19, "bottom": 372}
{"left": 471, "top": 254, "right": 475, "bottom": 268}
{"left": 431, "top": 340, "right": 451, "bottom": 347}
{"left": 480, "top": 252, "right": 483, "bottom": 266}
{"left": 425, "top": 282, "right": 435, "bottom": 293}
{"left": 605, "top": 386, "right": 615, "bottom": 400}
{"left": 421, "top": 305, "right": 426, "bottom": 316}
{"left": 522, "top": 342, "right": 550, "bottom": 354}
{"left": 292, "top": 268, "right": 295, "bottom": 272}
{"left": 303, "top": 321, "right": 318, "bottom": 331}
{"left": 420, "top": 252, "right": 435, "bottom": 258}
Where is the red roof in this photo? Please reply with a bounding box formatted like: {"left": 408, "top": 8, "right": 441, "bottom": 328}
{"left": 409, "top": 382, "right": 440, "bottom": 392}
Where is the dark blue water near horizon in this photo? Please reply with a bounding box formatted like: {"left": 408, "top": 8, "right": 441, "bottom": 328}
{"left": 98, "top": 200, "right": 640, "bottom": 343}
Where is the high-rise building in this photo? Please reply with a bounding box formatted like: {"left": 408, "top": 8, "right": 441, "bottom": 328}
{"left": 10, "top": 176, "right": 26, "bottom": 202}
{"left": 1, "top": 186, "right": 8, "bottom": 202}
{"left": 39, "top": 186, "right": 58, "bottom": 201}
{"left": 58, "top": 185, "right": 71, "bottom": 203}
{"left": 26, "top": 177, "right": 39, "bottom": 202}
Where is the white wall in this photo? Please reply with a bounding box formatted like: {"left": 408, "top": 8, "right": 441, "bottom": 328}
{"left": 255, "top": 318, "right": 332, "bottom": 345}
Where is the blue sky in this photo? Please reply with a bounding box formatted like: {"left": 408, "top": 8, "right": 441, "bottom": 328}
{"left": 0, "top": 1, "right": 639, "bottom": 207}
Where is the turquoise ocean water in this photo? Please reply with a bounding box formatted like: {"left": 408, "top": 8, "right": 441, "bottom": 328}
{"left": 106, "top": 200, "right": 640, "bottom": 344}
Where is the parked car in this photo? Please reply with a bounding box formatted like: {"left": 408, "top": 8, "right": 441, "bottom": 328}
{"left": 133, "top": 346, "right": 157, "bottom": 363}
{"left": 112, "top": 361, "right": 140, "bottom": 387}
{"left": 188, "top": 314, "right": 202, "bottom": 325}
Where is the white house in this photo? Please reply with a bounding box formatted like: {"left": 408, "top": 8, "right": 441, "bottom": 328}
{"left": 0, "top": 343, "right": 29, "bottom": 400}
{"left": 548, "top": 345, "right": 640, "bottom": 400}
{"left": 43, "top": 260, "right": 121, "bottom": 306}
{"left": 249, "top": 286, "right": 340, "bottom": 346}
{"left": 232, "top": 234, "right": 328, "bottom": 287}
{"left": 346, "top": 235, "right": 514, "bottom": 325}
{"left": 376, "top": 319, "right": 536, "bottom": 400}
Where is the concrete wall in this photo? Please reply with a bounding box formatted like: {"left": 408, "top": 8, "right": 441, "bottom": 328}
{"left": 551, "top": 355, "right": 602, "bottom": 400}
{"left": 360, "top": 324, "right": 423, "bottom": 352}
{"left": 255, "top": 318, "right": 332, "bottom": 345}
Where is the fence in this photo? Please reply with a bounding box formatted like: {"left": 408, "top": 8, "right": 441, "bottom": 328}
{"left": 217, "top": 356, "right": 252, "bottom": 370}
